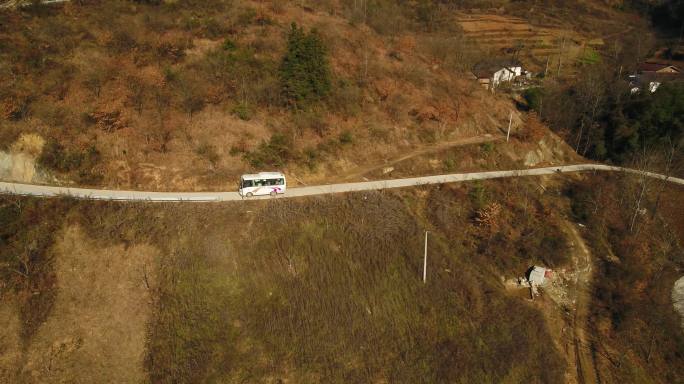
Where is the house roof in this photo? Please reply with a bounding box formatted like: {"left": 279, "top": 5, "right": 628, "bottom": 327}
{"left": 528, "top": 266, "right": 548, "bottom": 285}
{"left": 472, "top": 59, "right": 523, "bottom": 79}
{"left": 638, "top": 62, "right": 680, "bottom": 73}
{"left": 635, "top": 71, "right": 684, "bottom": 84}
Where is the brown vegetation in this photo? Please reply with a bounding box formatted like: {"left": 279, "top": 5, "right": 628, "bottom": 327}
{"left": 1, "top": 171, "right": 682, "bottom": 382}
{"left": 0, "top": 0, "right": 523, "bottom": 191}
{"left": 0, "top": 176, "right": 589, "bottom": 383}
{"left": 567, "top": 174, "right": 684, "bottom": 383}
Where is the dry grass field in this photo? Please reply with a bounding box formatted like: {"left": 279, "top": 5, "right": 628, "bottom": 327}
{"left": 1, "top": 172, "right": 681, "bottom": 383}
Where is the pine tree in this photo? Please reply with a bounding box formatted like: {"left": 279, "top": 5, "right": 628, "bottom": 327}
{"left": 279, "top": 23, "right": 331, "bottom": 108}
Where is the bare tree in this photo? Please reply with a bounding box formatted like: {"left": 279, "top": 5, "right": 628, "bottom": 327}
{"left": 628, "top": 147, "right": 657, "bottom": 233}
{"left": 574, "top": 68, "right": 606, "bottom": 156}
{"left": 128, "top": 79, "right": 146, "bottom": 116}
{"left": 651, "top": 139, "right": 681, "bottom": 218}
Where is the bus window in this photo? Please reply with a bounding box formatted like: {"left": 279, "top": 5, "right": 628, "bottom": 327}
{"left": 242, "top": 180, "right": 253, "bottom": 188}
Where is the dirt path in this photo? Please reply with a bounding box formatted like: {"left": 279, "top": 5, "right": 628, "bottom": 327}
{"left": 562, "top": 222, "right": 598, "bottom": 384}
{"left": 340, "top": 135, "right": 503, "bottom": 181}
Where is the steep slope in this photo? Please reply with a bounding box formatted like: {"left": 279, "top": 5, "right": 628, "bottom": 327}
{"left": 0, "top": 0, "right": 608, "bottom": 191}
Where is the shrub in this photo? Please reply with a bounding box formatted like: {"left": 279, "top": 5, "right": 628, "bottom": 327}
{"left": 198, "top": 44, "right": 279, "bottom": 107}
{"left": 196, "top": 143, "right": 220, "bottom": 165}
{"left": 244, "top": 132, "right": 297, "bottom": 168}
{"left": 443, "top": 156, "right": 457, "bottom": 171}
{"left": 366, "top": 1, "right": 408, "bottom": 36}
{"left": 177, "top": 75, "right": 206, "bottom": 119}
{"left": 236, "top": 7, "right": 257, "bottom": 26}
{"left": 368, "top": 124, "right": 391, "bottom": 142}
{"left": 303, "top": 147, "right": 320, "bottom": 170}
{"left": 108, "top": 30, "right": 138, "bottom": 54}
{"left": 279, "top": 23, "right": 331, "bottom": 108}
{"left": 293, "top": 109, "right": 328, "bottom": 136}
{"left": 327, "top": 78, "right": 362, "bottom": 117}
{"left": 578, "top": 47, "right": 601, "bottom": 65}
{"left": 83, "top": 66, "right": 109, "bottom": 97}
{"left": 468, "top": 181, "right": 489, "bottom": 211}
{"left": 38, "top": 140, "right": 101, "bottom": 174}
{"left": 523, "top": 87, "right": 543, "bottom": 111}
{"left": 222, "top": 38, "right": 237, "bottom": 51}
{"left": 416, "top": 125, "right": 437, "bottom": 143}
{"left": 339, "top": 130, "right": 353, "bottom": 144}
{"left": 231, "top": 102, "right": 254, "bottom": 121}
{"left": 481, "top": 142, "right": 495, "bottom": 153}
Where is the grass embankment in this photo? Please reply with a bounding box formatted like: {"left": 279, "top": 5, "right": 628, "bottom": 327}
{"left": 2, "top": 174, "right": 682, "bottom": 382}
{"left": 1, "top": 177, "right": 573, "bottom": 382}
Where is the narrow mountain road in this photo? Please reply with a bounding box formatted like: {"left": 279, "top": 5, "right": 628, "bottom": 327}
{"left": 0, "top": 163, "right": 682, "bottom": 202}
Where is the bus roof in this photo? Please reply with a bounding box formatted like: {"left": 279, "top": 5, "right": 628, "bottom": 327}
{"left": 241, "top": 172, "right": 285, "bottom": 180}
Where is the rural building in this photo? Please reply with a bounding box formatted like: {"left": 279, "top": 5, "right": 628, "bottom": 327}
{"left": 630, "top": 62, "right": 682, "bottom": 93}
{"left": 528, "top": 266, "right": 552, "bottom": 286}
{"left": 637, "top": 62, "right": 681, "bottom": 74}
{"left": 472, "top": 59, "right": 524, "bottom": 90}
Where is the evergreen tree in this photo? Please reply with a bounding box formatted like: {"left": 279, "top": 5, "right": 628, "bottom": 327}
{"left": 279, "top": 23, "right": 331, "bottom": 108}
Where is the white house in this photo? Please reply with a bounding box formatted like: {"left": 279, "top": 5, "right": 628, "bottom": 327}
{"left": 472, "top": 60, "right": 524, "bottom": 90}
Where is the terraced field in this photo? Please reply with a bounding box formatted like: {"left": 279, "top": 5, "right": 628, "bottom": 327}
{"left": 456, "top": 13, "right": 596, "bottom": 73}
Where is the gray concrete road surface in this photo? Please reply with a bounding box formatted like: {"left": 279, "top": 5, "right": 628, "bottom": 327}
{"left": 0, "top": 164, "right": 682, "bottom": 202}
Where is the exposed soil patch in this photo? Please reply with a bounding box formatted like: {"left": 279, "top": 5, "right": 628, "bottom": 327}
{"left": 6, "top": 226, "right": 158, "bottom": 383}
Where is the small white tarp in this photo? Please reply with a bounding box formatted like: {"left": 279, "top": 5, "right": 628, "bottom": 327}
{"left": 528, "top": 266, "right": 547, "bottom": 285}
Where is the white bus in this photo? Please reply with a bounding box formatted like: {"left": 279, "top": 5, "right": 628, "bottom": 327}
{"left": 239, "top": 172, "right": 286, "bottom": 197}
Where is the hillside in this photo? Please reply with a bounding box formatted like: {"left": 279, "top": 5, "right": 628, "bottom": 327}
{"left": 1, "top": 172, "right": 683, "bottom": 383}
{"left": 1, "top": 1, "right": 684, "bottom": 383}
{"left": 0, "top": 0, "right": 642, "bottom": 191}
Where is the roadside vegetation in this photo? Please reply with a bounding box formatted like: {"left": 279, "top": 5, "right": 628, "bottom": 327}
{"left": 525, "top": 73, "right": 683, "bottom": 167}
{"left": 0, "top": 177, "right": 584, "bottom": 383}
{"left": 0, "top": 0, "right": 519, "bottom": 190}
{"left": 567, "top": 173, "right": 684, "bottom": 382}
{"left": 1, "top": 172, "right": 682, "bottom": 382}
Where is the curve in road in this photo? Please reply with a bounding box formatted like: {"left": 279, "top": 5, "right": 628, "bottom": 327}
{"left": 0, "top": 164, "right": 682, "bottom": 202}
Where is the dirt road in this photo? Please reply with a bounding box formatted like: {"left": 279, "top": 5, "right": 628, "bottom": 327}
{"left": 0, "top": 164, "right": 683, "bottom": 201}
{"left": 563, "top": 222, "right": 598, "bottom": 384}
{"left": 340, "top": 135, "right": 503, "bottom": 181}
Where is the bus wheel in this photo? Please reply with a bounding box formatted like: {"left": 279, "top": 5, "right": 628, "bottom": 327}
{"left": 246, "top": 192, "right": 253, "bottom": 198}
{"left": 270, "top": 191, "right": 277, "bottom": 197}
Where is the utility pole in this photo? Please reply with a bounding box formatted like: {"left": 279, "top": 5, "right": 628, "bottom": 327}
{"left": 557, "top": 36, "right": 565, "bottom": 78}
{"left": 544, "top": 56, "right": 550, "bottom": 78}
{"left": 423, "top": 231, "right": 428, "bottom": 283}
{"left": 506, "top": 111, "right": 513, "bottom": 142}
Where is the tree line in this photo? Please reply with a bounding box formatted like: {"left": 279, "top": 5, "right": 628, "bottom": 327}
{"left": 525, "top": 67, "right": 683, "bottom": 168}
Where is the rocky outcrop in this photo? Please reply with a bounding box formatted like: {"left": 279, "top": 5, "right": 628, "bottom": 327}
{"left": 0, "top": 133, "right": 47, "bottom": 183}
{"left": 674, "top": 276, "right": 684, "bottom": 331}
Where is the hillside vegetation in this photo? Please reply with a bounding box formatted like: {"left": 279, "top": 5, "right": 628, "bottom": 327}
{"left": 0, "top": 0, "right": 653, "bottom": 190}
{"left": 0, "top": 176, "right": 574, "bottom": 383}
{"left": 1, "top": 172, "right": 682, "bottom": 382}
{"left": 0, "top": 0, "right": 520, "bottom": 190}
{"left": 2, "top": 1, "right": 684, "bottom": 383}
